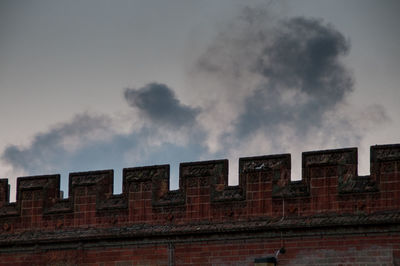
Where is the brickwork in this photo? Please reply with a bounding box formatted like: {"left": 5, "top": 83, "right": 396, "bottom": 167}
{"left": 0, "top": 144, "right": 400, "bottom": 265}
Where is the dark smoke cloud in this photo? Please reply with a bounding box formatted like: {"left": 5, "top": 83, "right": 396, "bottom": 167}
{"left": 2, "top": 113, "right": 111, "bottom": 173}
{"left": 194, "top": 9, "right": 362, "bottom": 151}
{"left": 236, "top": 17, "right": 353, "bottom": 137}
{"left": 1, "top": 85, "right": 207, "bottom": 190}
{"left": 3, "top": 83, "right": 203, "bottom": 176}
{"left": 124, "top": 83, "right": 200, "bottom": 128}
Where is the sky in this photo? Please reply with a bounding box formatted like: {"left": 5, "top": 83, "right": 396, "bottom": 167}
{"left": 1, "top": 0, "right": 399, "bottom": 201}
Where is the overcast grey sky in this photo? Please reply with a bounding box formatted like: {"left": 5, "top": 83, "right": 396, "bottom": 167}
{"left": 1, "top": 0, "right": 399, "bottom": 200}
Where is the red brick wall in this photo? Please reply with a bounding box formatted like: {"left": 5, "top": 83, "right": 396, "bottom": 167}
{"left": 0, "top": 144, "right": 399, "bottom": 265}
{"left": 0, "top": 245, "right": 169, "bottom": 266}
{"left": 173, "top": 235, "right": 398, "bottom": 265}
{"left": 0, "top": 235, "right": 397, "bottom": 265}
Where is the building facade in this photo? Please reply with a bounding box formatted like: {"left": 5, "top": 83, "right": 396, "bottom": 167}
{"left": 0, "top": 144, "right": 399, "bottom": 265}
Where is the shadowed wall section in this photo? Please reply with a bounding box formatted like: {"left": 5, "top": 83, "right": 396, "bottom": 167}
{"left": 0, "top": 144, "right": 400, "bottom": 265}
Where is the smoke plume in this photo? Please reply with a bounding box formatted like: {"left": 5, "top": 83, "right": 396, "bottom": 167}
{"left": 2, "top": 114, "right": 111, "bottom": 174}
{"left": 190, "top": 8, "right": 387, "bottom": 180}
{"left": 236, "top": 16, "right": 353, "bottom": 138}
{"left": 1, "top": 84, "right": 206, "bottom": 193}
{"left": 124, "top": 83, "right": 200, "bottom": 128}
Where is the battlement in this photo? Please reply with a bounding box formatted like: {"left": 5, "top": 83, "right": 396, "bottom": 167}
{"left": 0, "top": 144, "right": 399, "bottom": 235}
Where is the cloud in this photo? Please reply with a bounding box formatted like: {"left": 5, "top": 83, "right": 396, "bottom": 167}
{"left": 193, "top": 9, "right": 364, "bottom": 143}
{"left": 124, "top": 83, "right": 200, "bottom": 128}
{"left": 1, "top": 113, "right": 111, "bottom": 174}
{"left": 1, "top": 85, "right": 207, "bottom": 192}
{"left": 189, "top": 7, "right": 388, "bottom": 180}
{"left": 236, "top": 16, "right": 353, "bottom": 138}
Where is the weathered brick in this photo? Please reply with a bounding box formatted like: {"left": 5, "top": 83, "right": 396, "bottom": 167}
{"left": 0, "top": 144, "right": 399, "bottom": 265}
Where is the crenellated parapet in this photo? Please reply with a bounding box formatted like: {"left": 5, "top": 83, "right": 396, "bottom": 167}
{"left": 0, "top": 144, "right": 400, "bottom": 235}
